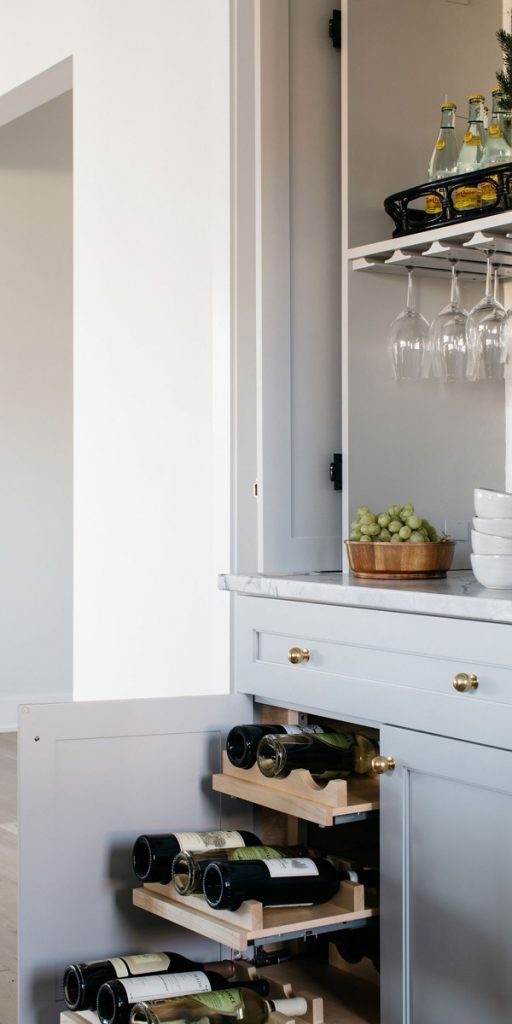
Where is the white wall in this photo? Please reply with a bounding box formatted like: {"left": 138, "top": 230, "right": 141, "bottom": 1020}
{"left": 0, "top": 93, "right": 72, "bottom": 730}
{"left": 0, "top": 1, "right": 231, "bottom": 704}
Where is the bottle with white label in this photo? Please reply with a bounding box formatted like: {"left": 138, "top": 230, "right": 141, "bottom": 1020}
{"left": 256, "top": 732, "right": 378, "bottom": 781}
{"left": 129, "top": 988, "right": 308, "bottom": 1024}
{"left": 63, "top": 954, "right": 236, "bottom": 1012}
{"left": 132, "top": 830, "right": 261, "bottom": 884}
{"left": 226, "top": 722, "right": 324, "bottom": 769}
{"left": 172, "top": 843, "right": 307, "bottom": 896}
{"left": 97, "top": 971, "right": 271, "bottom": 1024}
{"left": 202, "top": 856, "right": 339, "bottom": 912}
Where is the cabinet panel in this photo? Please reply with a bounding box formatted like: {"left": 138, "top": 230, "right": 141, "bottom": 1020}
{"left": 18, "top": 694, "right": 252, "bottom": 1024}
{"left": 235, "top": 596, "right": 512, "bottom": 747}
{"left": 255, "top": 0, "right": 342, "bottom": 572}
{"left": 380, "top": 726, "right": 512, "bottom": 1024}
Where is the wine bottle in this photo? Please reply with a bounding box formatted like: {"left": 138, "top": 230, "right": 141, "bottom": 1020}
{"left": 202, "top": 856, "right": 339, "bottom": 912}
{"left": 129, "top": 988, "right": 308, "bottom": 1023}
{"left": 256, "top": 732, "right": 378, "bottom": 780}
{"left": 63, "top": 954, "right": 236, "bottom": 1012}
{"left": 333, "top": 918, "right": 380, "bottom": 972}
{"left": 97, "top": 971, "right": 270, "bottom": 1024}
{"left": 226, "top": 723, "right": 324, "bottom": 769}
{"left": 132, "top": 830, "right": 261, "bottom": 884}
{"left": 172, "top": 844, "right": 306, "bottom": 896}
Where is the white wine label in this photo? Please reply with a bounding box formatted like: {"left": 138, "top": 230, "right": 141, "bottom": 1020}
{"left": 263, "top": 856, "right": 319, "bottom": 878}
{"left": 108, "top": 958, "right": 129, "bottom": 978}
{"left": 193, "top": 989, "right": 244, "bottom": 1014}
{"left": 229, "top": 845, "right": 282, "bottom": 861}
{"left": 121, "top": 953, "right": 171, "bottom": 976}
{"left": 283, "top": 724, "right": 324, "bottom": 735}
{"left": 174, "top": 830, "right": 244, "bottom": 852}
{"left": 120, "top": 971, "right": 212, "bottom": 1003}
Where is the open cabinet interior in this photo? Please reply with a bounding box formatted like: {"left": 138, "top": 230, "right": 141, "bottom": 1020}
{"left": 19, "top": 693, "right": 381, "bottom": 1024}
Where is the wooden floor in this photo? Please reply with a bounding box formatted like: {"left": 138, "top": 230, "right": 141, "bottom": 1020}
{"left": 0, "top": 732, "right": 17, "bottom": 1024}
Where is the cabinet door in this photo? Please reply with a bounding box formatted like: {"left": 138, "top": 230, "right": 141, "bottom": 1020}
{"left": 253, "top": 0, "right": 342, "bottom": 572}
{"left": 380, "top": 726, "right": 512, "bottom": 1024}
{"left": 18, "top": 692, "right": 252, "bottom": 1024}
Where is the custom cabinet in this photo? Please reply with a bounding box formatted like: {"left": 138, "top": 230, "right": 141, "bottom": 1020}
{"left": 380, "top": 726, "right": 512, "bottom": 1024}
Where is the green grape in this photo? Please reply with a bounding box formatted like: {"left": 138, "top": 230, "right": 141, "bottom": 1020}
{"left": 351, "top": 529, "right": 362, "bottom": 540}
{"left": 388, "top": 519, "right": 402, "bottom": 533}
{"left": 378, "top": 528, "right": 391, "bottom": 542}
{"left": 400, "top": 506, "right": 414, "bottom": 522}
{"left": 356, "top": 506, "right": 370, "bottom": 517}
{"left": 407, "top": 515, "right": 422, "bottom": 530}
{"left": 399, "top": 525, "right": 412, "bottom": 540}
{"left": 359, "top": 512, "right": 377, "bottom": 525}
{"left": 417, "top": 527, "right": 429, "bottom": 540}
{"left": 390, "top": 534, "right": 403, "bottom": 543}
{"left": 351, "top": 519, "right": 361, "bottom": 531}
{"left": 377, "top": 513, "right": 391, "bottom": 528}
{"left": 359, "top": 523, "right": 373, "bottom": 535}
{"left": 388, "top": 505, "right": 401, "bottom": 517}
{"left": 359, "top": 535, "right": 373, "bottom": 543}
{"left": 366, "top": 522, "right": 380, "bottom": 537}
{"left": 427, "top": 525, "right": 438, "bottom": 540}
{"left": 410, "top": 531, "right": 425, "bottom": 543}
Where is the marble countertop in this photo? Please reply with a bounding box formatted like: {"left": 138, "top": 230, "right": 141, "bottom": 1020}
{"left": 218, "top": 570, "right": 512, "bottom": 624}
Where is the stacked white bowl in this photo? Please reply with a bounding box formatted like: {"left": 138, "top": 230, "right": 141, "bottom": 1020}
{"left": 471, "top": 488, "right": 512, "bottom": 588}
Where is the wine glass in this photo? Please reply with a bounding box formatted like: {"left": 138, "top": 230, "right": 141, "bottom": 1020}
{"left": 388, "top": 268, "right": 430, "bottom": 380}
{"left": 466, "top": 253, "right": 506, "bottom": 380}
{"left": 430, "top": 263, "right": 470, "bottom": 382}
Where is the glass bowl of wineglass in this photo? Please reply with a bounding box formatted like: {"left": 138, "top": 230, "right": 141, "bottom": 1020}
{"left": 388, "top": 268, "right": 430, "bottom": 380}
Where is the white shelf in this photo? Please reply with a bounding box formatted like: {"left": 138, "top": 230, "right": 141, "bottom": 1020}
{"left": 348, "top": 211, "right": 512, "bottom": 278}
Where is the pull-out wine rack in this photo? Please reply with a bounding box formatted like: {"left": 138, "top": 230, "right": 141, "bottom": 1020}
{"left": 60, "top": 706, "right": 380, "bottom": 1024}
{"left": 211, "top": 753, "right": 379, "bottom": 828}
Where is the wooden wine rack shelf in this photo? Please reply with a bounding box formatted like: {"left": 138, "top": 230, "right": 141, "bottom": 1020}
{"left": 211, "top": 753, "right": 379, "bottom": 827}
{"left": 59, "top": 954, "right": 378, "bottom": 1024}
{"left": 133, "top": 876, "right": 377, "bottom": 952}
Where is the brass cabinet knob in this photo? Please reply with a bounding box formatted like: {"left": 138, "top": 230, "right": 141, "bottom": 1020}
{"left": 371, "top": 755, "right": 396, "bottom": 775}
{"left": 288, "top": 647, "right": 311, "bottom": 665}
{"left": 453, "top": 672, "right": 479, "bottom": 693}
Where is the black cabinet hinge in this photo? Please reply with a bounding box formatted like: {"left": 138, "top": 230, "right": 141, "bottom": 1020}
{"left": 329, "top": 453, "right": 343, "bottom": 490}
{"left": 329, "top": 9, "right": 341, "bottom": 50}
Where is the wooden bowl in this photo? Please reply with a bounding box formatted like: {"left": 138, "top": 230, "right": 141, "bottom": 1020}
{"left": 344, "top": 540, "right": 456, "bottom": 579}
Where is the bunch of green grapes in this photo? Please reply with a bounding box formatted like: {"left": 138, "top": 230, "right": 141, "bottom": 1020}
{"left": 350, "top": 504, "right": 439, "bottom": 544}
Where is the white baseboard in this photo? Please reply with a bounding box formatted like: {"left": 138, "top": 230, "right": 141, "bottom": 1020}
{"left": 0, "top": 691, "right": 71, "bottom": 732}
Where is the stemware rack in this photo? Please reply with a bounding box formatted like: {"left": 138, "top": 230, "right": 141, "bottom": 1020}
{"left": 349, "top": 212, "right": 512, "bottom": 280}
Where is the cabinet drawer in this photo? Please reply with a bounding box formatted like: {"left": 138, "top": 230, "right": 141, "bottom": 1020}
{"left": 234, "top": 596, "right": 512, "bottom": 748}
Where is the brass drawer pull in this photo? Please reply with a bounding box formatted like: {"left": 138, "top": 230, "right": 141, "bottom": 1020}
{"left": 288, "top": 647, "right": 310, "bottom": 665}
{"left": 371, "top": 755, "right": 396, "bottom": 775}
{"left": 453, "top": 672, "right": 479, "bottom": 693}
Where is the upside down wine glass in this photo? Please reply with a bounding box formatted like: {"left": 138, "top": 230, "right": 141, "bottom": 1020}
{"left": 387, "top": 268, "right": 430, "bottom": 380}
{"left": 430, "top": 263, "right": 470, "bottom": 382}
{"left": 466, "top": 253, "right": 506, "bottom": 380}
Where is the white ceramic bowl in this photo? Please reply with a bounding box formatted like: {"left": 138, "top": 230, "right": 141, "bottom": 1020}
{"left": 474, "top": 486, "right": 512, "bottom": 518}
{"left": 472, "top": 516, "right": 512, "bottom": 539}
{"left": 471, "top": 553, "right": 512, "bottom": 589}
{"left": 471, "top": 529, "right": 512, "bottom": 554}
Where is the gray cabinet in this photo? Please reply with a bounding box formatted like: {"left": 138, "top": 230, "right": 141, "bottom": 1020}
{"left": 380, "top": 726, "right": 512, "bottom": 1024}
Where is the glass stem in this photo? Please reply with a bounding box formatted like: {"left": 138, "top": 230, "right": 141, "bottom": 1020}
{"left": 485, "top": 254, "right": 493, "bottom": 300}
{"left": 450, "top": 264, "right": 459, "bottom": 307}
{"left": 406, "top": 269, "right": 415, "bottom": 312}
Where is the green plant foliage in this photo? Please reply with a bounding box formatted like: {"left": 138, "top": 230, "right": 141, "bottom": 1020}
{"left": 496, "top": 28, "right": 512, "bottom": 110}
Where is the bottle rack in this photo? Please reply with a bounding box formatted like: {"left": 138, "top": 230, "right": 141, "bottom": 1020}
{"left": 133, "top": 875, "right": 376, "bottom": 952}
{"left": 211, "top": 753, "right": 379, "bottom": 827}
{"left": 59, "top": 955, "right": 379, "bottom": 1024}
{"left": 348, "top": 213, "right": 512, "bottom": 279}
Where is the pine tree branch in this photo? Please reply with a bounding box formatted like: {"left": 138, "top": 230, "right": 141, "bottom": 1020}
{"left": 497, "top": 28, "right": 512, "bottom": 110}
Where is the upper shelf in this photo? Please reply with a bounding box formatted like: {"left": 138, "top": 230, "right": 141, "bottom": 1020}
{"left": 348, "top": 210, "right": 512, "bottom": 279}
